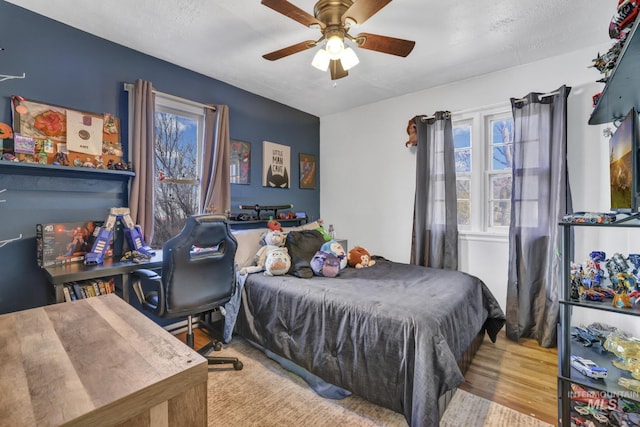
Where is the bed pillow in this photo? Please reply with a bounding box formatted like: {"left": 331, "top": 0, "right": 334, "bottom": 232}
{"left": 282, "top": 220, "right": 320, "bottom": 233}
{"left": 232, "top": 228, "right": 268, "bottom": 269}
{"left": 285, "top": 229, "right": 325, "bottom": 278}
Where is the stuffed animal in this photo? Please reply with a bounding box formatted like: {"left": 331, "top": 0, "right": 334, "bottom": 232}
{"left": 267, "top": 219, "right": 282, "bottom": 232}
{"left": 240, "top": 230, "right": 290, "bottom": 275}
{"left": 262, "top": 229, "right": 286, "bottom": 247}
{"left": 263, "top": 247, "right": 291, "bottom": 276}
{"left": 310, "top": 251, "right": 340, "bottom": 277}
{"left": 405, "top": 118, "right": 417, "bottom": 147}
{"left": 315, "top": 218, "right": 332, "bottom": 241}
{"left": 321, "top": 240, "right": 347, "bottom": 270}
{"left": 348, "top": 246, "right": 376, "bottom": 269}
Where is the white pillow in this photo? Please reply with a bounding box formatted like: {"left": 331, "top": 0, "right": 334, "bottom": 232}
{"left": 232, "top": 228, "right": 268, "bottom": 269}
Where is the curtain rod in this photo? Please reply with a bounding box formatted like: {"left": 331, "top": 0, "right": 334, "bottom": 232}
{"left": 123, "top": 83, "right": 217, "bottom": 111}
{"left": 418, "top": 111, "right": 452, "bottom": 122}
{"left": 512, "top": 91, "right": 559, "bottom": 103}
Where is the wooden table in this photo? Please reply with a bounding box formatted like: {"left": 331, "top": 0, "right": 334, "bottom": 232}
{"left": 0, "top": 294, "right": 207, "bottom": 426}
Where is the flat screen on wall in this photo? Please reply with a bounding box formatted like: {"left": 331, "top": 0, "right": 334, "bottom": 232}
{"left": 609, "top": 107, "right": 640, "bottom": 212}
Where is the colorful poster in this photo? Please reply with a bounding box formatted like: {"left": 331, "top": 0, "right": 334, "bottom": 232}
{"left": 299, "top": 153, "right": 316, "bottom": 189}
{"left": 262, "top": 141, "right": 290, "bottom": 188}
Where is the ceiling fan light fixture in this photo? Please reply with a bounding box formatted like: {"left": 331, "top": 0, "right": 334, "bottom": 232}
{"left": 311, "top": 48, "right": 330, "bottom": 71}
{"left": 325, "top": 34, "right": 344, "bottom": 60}
{"left": 340, "top": 47, "right": 359, "bottom": 71}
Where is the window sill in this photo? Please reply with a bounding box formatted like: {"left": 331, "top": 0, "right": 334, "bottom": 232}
{"left": 459, "top": 231, "right": 508, "bottom": 243}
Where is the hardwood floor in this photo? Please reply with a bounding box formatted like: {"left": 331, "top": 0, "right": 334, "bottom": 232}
{"left": 460, "top": 330, "right": 558, "bottom": 425}
{"left": 181, "top": 327, "right": 558, "bottom": 426}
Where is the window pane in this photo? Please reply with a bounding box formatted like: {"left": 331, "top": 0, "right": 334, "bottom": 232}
{"left": 490, "top": 174, "right": 511, "bottom": 227}
{"left": 492, "top": 145, "right": 513, "bottom": 171}
{"left": 153, "top": 111, "right": 200, "bottom": 246}
{"left": 456, "top": 178, "right": 470, "bottom": 226}
{"left": 491, "top": 175, "right": 512, "bottom": 200}
{"left": 490, "top": 200, "right": 511, "bottom": 227}
{"left": 453, "top": 123, "right": 471, "bottom": 149}
{"left": 457, "top": 200, "right": 470, "bottom": 225}
{"left": 455, "top": 148, "right": 471, "bottom": 173}
{"left": 490, "top": 117, "right": 513, "bottom": 172}
{"left": 491, "top": 118, "right": 513, "bottom": 144}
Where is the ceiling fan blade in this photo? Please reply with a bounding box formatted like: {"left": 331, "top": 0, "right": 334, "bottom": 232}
{"left": 330, "top": 59, "right": 348, "bottom": 80}
{"left": 342, "top": 0, "right": 392, "bottom": 25}
{"left": 263, "top": 40, "right": 317, "bottom": 61}
{"left": 261, "top": 0, "right": 325, "bottom": 28}
{"left": 355, "top": 32, "right": 415, "bottom": 57}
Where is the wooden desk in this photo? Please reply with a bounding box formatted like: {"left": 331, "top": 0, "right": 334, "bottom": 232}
{"left": 43, "top": 253, "right": 163, "bottom": 303}
{"left": 0, "top": 294, "right": 207, "bottom": 426}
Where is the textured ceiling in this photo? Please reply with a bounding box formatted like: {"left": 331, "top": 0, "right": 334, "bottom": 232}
{"left": 6, "top": 0, "right": 617, "bottom": 116}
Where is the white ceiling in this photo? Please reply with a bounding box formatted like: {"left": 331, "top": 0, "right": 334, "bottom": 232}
{"left": 7, "top": 0, "right": 617, "bottom": 116}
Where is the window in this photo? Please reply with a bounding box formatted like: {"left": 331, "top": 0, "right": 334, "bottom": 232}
{"left": 153, "top": 96, "right": 205, "bottom": 246}
{"left": 453, "top": 107, "right": 513, "bottom": 234}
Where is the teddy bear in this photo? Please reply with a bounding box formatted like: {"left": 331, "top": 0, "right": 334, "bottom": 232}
{"left": 347, "top": 246, "right": 376, "bottom": 269}
{"left": 240, "top": 230, "right": 290, "bottom": 276}
{"left": 320, "top": 240, "right": 347, "bottom": 270}
{"left": 263, "top": 247, "right": 292, "bottom": 276}
{"left": 310, "top": 251, "right": 341, "bottom": 277}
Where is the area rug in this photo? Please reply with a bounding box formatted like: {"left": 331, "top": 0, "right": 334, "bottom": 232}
{"left": 206, "top": 337, "right": 553, "bottom": 426}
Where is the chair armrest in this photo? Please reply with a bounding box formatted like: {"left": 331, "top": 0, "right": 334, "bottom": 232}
{"left": 131, "top": 269, "right": 165, "bottom": 317}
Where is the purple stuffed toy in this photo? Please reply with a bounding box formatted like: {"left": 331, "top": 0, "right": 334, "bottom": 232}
{"left": 310, "top": 251, "right": 341, "bottom": 278}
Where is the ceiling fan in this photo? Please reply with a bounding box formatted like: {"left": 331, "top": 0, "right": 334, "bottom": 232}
{"left": 261, "top": 0, "right": 416, "bottom": 80}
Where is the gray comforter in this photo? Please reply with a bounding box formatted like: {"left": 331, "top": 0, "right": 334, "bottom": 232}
{"left": 229, "top": 259, "right": 505, "bottom": 426}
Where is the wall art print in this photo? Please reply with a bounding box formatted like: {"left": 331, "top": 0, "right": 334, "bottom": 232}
{"left": 262, "top": 141, "right": 290, "bottom": 188}
{"left": 299, "top": 153, "right": 316, "bottom": 189}
{"left": 230, "top": 140, "right": 251, "bottom": 184}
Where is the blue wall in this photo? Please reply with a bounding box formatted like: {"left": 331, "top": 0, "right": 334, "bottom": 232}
{"left": 0, "top": 2, "right": 320, "bottom": 313}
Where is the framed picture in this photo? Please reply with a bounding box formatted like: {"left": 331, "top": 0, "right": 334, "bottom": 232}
{"left": 299, "top": 153, "right": 316, "bottom": 189}
{"left": 230, "top": 140, "right": 250, "bottom": 184}
{"left": 262, "top": 141, "right": 290, "bottom": 188}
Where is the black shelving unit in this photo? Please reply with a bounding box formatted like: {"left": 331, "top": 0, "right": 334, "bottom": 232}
{"left": 590, "top": 18, "right": 640, "bottom": 125}
{"left": 558, "top": 220, "right": 640, "bottom": 426}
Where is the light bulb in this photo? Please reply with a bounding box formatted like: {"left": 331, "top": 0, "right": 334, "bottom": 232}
{"left": 311, "top": 49, "right": 330, "bottom": 71}
{"left": 340, "top": 47, "right": 359, "bottom": 71}
{"left": 325, "top": 35, "right": 344, "bottom": 60}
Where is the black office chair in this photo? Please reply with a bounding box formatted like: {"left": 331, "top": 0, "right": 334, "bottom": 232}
{"left": 132, "top": 214, "right": 243, "bottom": 370}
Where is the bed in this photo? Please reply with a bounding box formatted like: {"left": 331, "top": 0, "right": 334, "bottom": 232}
{"left": 223, "top": 225, "right": 505, "bottom": 427}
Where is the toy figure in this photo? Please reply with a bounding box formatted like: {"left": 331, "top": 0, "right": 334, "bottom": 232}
{"left": 405, "top": 117, "right": 417, "bottom": 147}
{"left": 321, "top": 240, "right": 347, "bottom": 270}
{"left": 310, "top": 251, "right": 340, "bottom": 277}
{"left": 240, "top": 230, "right": 289, "bottom": 276}
{"left": 348, "top": 246, "right": 376, "bottom": 268}
{"left": 52, "top": 151, "right": 69, "bottom": 166}
{"left": 267, "top": 219, "right": 282, "bottom": 232}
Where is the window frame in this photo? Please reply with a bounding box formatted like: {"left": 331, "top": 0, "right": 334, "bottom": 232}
{"left": 452, "top": 104, "right": 513, "bottom": 235}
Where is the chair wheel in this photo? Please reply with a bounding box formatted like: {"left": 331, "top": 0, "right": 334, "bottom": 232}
{"left": 233, "top": 361, "right": 243, "bottom": 370}
{"left": 214, "top": 341, "right": 223, "bottom": 351}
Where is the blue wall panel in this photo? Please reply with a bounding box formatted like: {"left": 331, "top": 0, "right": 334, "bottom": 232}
{"left": 0, "top": 2, "right": 319, "bottom": 313}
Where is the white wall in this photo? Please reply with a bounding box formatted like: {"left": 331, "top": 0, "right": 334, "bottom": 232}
{"left": 318, "top": 42, "right": 629, "bottom": 315}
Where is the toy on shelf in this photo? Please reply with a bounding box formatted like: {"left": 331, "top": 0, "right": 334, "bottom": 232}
{"left": 570, "top": 355, "right": 608, "bottom": 379}
{"left": 84, "top": 207, "right": 153, "bottom": 265}
{"left": 562, "top": 211, "right": 617, "bottom": 224}
{"left": 610, "top": 0, "right": 640, "bottom": 39}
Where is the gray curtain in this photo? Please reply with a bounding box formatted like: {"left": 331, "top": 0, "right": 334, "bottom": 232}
{"left": 128, "top": 79, "right": 155, "bottom": 243}
{"left": 201, "top": 104, "right": 231, "bottom": 214}
{"left": 411, "top": 112, "right": 458, "bottom": 269}
{"left": 506, "top": 85, "right": 572, "bottom": 348}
